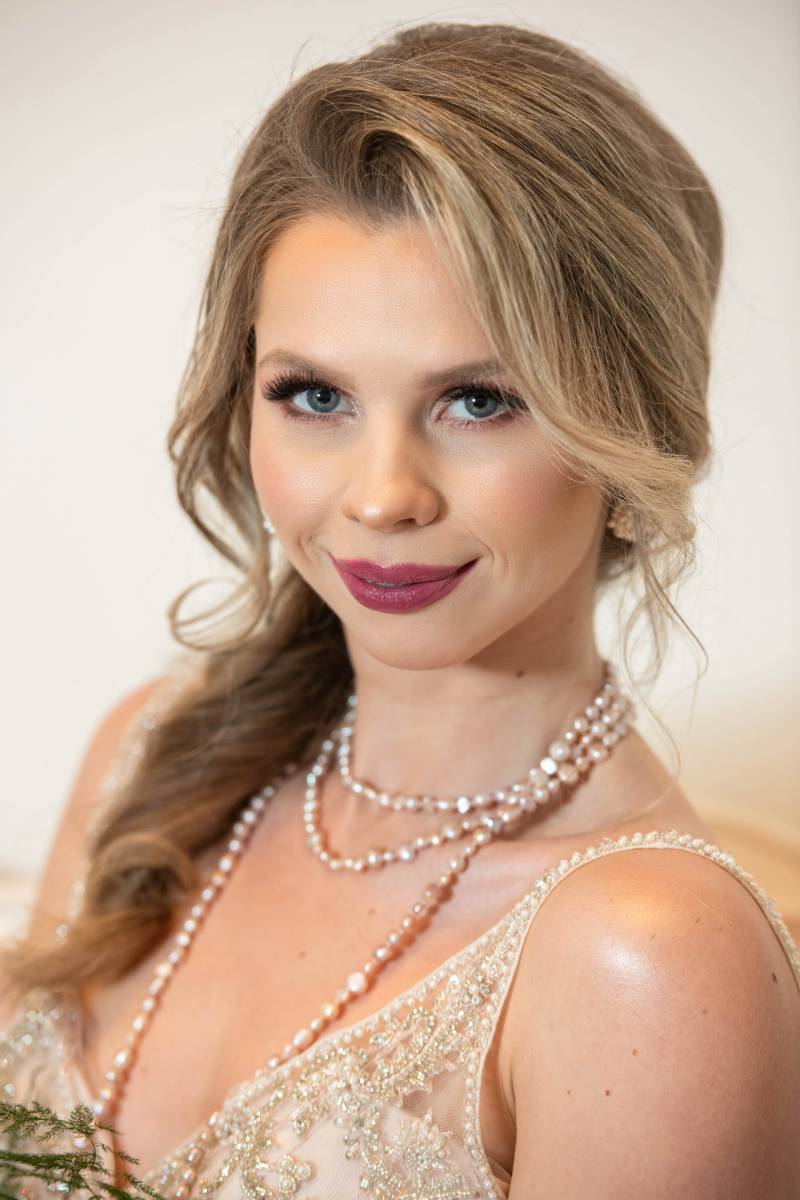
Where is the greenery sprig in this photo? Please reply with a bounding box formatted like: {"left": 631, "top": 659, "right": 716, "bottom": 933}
{"left": 0, "top": 1100, "right": 166, "bottom": 1200}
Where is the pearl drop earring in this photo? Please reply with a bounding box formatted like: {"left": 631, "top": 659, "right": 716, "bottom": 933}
{"left": 262, "top": 512, "right": 276, "bottom": 535}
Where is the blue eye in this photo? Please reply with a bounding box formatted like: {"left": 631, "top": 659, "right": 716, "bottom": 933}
{"left": 260, "top": 370, "right": 526, "bottom": 430}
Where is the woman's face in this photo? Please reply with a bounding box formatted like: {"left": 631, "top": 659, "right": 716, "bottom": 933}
{"left": 250, "top": 212, "right": 605, "bottom": 671}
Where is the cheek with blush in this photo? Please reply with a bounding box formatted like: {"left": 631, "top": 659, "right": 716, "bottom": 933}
{"left": 469, "top": 451, "right": 601, "bottom": 587}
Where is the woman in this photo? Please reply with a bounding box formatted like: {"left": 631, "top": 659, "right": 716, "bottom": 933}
{"left": 2, "top": 19, "right": 799, "bottom": 1199}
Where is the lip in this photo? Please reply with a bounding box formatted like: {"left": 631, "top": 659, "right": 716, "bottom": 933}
{"left": 328, "top": 553, "right": 478, "bottom": 614}
{"left": 332, "top": 556, "right": 473, "bottom": 585}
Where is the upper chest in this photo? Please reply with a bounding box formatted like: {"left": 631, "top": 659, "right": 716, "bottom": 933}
{"left": 74, "top": 782, "right": 708, "bottom": 1183}
{"left": 75, "top": 793, "right": 552, "bottom": 1180}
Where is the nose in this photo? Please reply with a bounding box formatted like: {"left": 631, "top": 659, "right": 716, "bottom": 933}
{"left": 339, "top": 418, "right": 442, "bottom": 532}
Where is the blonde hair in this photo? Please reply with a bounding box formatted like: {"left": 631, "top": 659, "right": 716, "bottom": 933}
{"left": 3, "top": 20, "right": 723, "bottom": 993}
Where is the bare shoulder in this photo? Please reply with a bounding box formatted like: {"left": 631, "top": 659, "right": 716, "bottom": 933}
{"left": 504, "top": 843, "right": 800, "bottom": 1199}
{"left": 0, "top": 671, "right": 197, "bottom": 1021}
{"left": 29, "top": 674, "right": 174, "bottom": 935}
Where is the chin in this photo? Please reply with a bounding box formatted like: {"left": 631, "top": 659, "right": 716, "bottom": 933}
{"left": 339, "top": 620, "right": 491, "bottom": 673}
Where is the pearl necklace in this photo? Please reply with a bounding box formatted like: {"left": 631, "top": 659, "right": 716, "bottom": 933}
{"left": 309, "top": 667, "right": 633, "bottom": 873}
{"left": 335, "top": 669, "right": 629, "bottom": 816}
{"left": 83, "top": 770, "right": 296, "bottom": 1124}
{"left": 83, "top": 669, "right": 633, "bottom": 1127}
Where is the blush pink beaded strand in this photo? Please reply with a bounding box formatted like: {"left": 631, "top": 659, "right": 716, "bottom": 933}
{"left": 81, "top": 661, "right": 633, "bottom": 1128}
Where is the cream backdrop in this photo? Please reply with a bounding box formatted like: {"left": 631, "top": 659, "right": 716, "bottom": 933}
{"left": 2, "top": 1, "right": 798, "bottom": 908}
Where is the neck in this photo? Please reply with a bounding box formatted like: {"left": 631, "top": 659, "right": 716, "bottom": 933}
{"left": 335, "top": 627, "right": 607, "bottom": 807}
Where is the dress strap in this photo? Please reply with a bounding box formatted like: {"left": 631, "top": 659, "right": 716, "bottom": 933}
{"left": 459, "top": 829, "right": 800, "bottom": 1193}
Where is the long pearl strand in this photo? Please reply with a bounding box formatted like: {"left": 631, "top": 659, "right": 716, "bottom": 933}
{"left": 84, "top": 772, "right": 297, "bottom": 1124}
{"left": 85, "top": 669, "right": 633, "bottom": 1127}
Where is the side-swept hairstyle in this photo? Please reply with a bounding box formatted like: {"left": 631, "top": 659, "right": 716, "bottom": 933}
{"left": 2, "top": 20, "right": 723, "bottom": 994}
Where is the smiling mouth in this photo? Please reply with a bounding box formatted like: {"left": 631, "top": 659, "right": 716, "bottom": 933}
{"left": 331, "top": 553, "right": 476, "bottom": 585}
{"left": 353, "top": 563, "right": 471, "bottom": 587}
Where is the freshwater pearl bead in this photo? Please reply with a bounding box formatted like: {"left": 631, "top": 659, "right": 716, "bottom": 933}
{"left": 548, "top": 740, "right": 570, "bottom": 760}
{"left": 347, "top": 971, "right": 368, "bottom": 995}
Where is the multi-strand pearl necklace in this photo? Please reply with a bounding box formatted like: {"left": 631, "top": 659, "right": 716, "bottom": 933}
{"left": 84, "top": 663, "right": 632, "bottom": 1126}
{"left": 307, "top": 669, "right": 632, "bottom": 869}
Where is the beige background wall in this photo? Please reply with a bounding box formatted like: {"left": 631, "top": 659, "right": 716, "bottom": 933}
{"left": 2, "top": 1, "right": 798, "bottom": 897}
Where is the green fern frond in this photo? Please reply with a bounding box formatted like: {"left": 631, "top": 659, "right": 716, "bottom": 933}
{"left": 0, "top": 1100, "right": 166, "bottom": 1200}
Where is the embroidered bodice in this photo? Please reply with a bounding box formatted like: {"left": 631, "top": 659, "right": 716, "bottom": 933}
{"left": 2, "top": 829, "right": 800, "bottom": 1200}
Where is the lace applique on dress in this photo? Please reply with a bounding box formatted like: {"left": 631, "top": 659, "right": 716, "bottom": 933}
{"left": 153, "top": 947, "right": 514, "bottom": 1199}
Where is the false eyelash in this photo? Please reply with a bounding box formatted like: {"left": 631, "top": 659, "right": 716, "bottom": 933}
{"left": 259, "top": 368, "right": 528, "bottom": 430}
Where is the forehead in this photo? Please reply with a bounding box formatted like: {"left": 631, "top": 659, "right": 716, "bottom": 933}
{"left": 254, "top": 213, "right": 491, "bottom": 362}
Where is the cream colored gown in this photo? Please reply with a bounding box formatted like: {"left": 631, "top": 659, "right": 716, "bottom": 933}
{"left": 2, "top": 679, "right": 799, "bottom": 1199}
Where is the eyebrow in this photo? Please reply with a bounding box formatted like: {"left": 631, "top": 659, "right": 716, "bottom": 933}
{"left": 255, "top": 349, "right": 506, "bottom": 389}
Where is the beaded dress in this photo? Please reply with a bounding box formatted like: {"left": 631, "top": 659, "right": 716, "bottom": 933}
{"left": 2, "top": 675, "right": 799, "bottom": 1200}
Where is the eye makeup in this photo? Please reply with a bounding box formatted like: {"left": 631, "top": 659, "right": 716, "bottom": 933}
{"left": 259, "top": 367, "right": 529, "bottom": 431}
